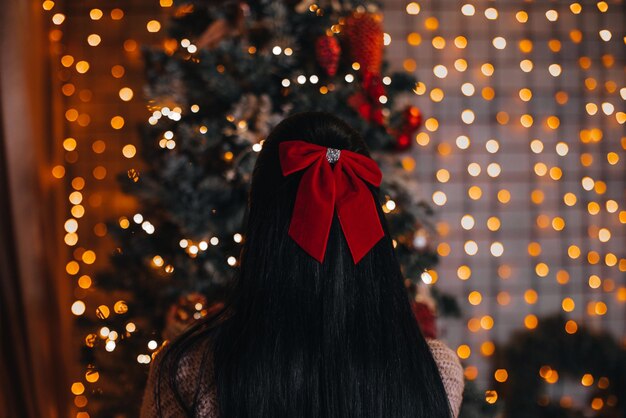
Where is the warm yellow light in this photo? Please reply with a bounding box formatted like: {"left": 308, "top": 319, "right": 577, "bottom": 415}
{"left": 407, "top": 32, "right": 421, "bottom": 46}
{"left": 456, "top": 135, "right": 470, "bottom": 149}
{"left": 520, "top": 59, "right": 533, "bottom": 72}
{"left": 457, "top": 265, "right": 471, "bottom": 280}
{"left": 82, "top": 250, "right": 96, "bottom": 264}
{"left": 436, "top": 169, "right": 450, "bottom": 183}
{"left": 424, "top": 17, "right": 439, "bottom": 30}
{"left": 76, "top": 61, "right": 90, "bottom": 73}
{"left": 85, "top": 370, "right": 99, "bottom": 383}
{"left": 520, "top": 114, "right": 533, "bottom": 127}
{"left": 119, "top": 87, "right": 134, "bottom": 101}
{"left": 516, "top": 11, "right": 528, "bottom": 23}
{"left": 467, "top": 318, "right": 480, "bottom": 332}
{"left": 527, "top": 242, "right": 541, "bottom": 257}
{"left": 122, "top": 144, "right": 136, "bottom": 158}
{"left": 496, "top": 292, "right": 510, "bottom": 306}
{"left": 461, "top": 214, "right": 475, "bottom": 230}
{"left": 480, "top": 315, "right": 494, "bottom": 330}
{"left": 568, "top": 245, "right": 581, "bottom": 259}
{"left": 598, "top": 228, "right": 611, "bottom": 242}
{"left": 481, "top": 341, "right": 495, "bottom": 356}
{"left": 403, "top": 59, "right": 416, "bottom": 72}
{"left": 552, "top": 217, "right": 565, "bottom": 231}
{"left": 415, "top": 132, "right": 429, "bottom": 146}
{"left": 535, "top": 262, "right": 549, "bottom": 277}
{"left": 524, "top": 314, "right": 538, "bottom": 329}
{"left": 406, "top": 2, "right": 420, "bottom": 15}
{"left": 87, "top": 34, "right": 101, "bottom": 46}
{"left": 599, "top": 30, "right": 611, "bottom": 41}
{"left": 78, "top": 275, "right": 92, "bottom": 289}
{"left": 565, "top": 320, "right": 578, "bottom": 334}
{"left": 455, "top": 59, "right": 468, "bottom": 72}
{"left": 485, "top": 390, "right": 498, "bottom": 404}
{"left": 457, "top": 345, "right": 471, "bottom": 359}
{"left": 467, "top": 163, "right": 480, "bottom": 176}
{"left": 111, "top": 8, "right": 124, "bottom": 20}
{"left": 561, "top": 297, "right": 575, "bottom": 312}
{"left": 52, "top": 165, "right": 65, "bottom": 179}
{"left": 52, "top": 13, "right": 65, "bottom": 25}
{"left": 432, "top": 191, "right": 447, "bottom": 206}
{"left": 494, "top": 369, "right": 508, "bottom": 383}
{"left": 497, "top": 189, "right": 511, "bottom": 204}
{"left": 588, "top": 275, "right": 601, "bottom": 289}
{"left": 481, "top": 63, "right": 494, "bottom": 76}
{"left": 490, "top": 242, "right": 504, "bottom": 257}
{"left": 71, "top": 301, "right": 86, "bottom": 316}
{"left": 485, "top": 139, "right": 499, "bottom": 153}
{"left": 524, "top": 289, "right": 538, "bottom": 304}
{"left": 468, "top": 186, "right": 482, "bottom": 200}
{"left": 461, "top": 4, "right": 475, "bottom": 16}
{"left": 492, "top": 37, "right": 506, "bottom": 49}
{"left": 111, "top": 116, "right": 125, "bottom": 129}
{"left": 454, "top": 36, "right": 467, "bottom": 48}
{"left": 429, "top": 88, "right": 444, "bottom": 102}
{"left": 433, "top": 64, "right": 448, "bottom": 78}
{"left": 468, "top": 291, "right": 482, "bottom": 305}
{"left": 464, "top": 240, "right": 478, "bottom": 256}
{"left": 147, "top": 20, "right": 161, "bottom": 32}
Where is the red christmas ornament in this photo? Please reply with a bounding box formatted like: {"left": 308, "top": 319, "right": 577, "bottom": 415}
{"left": 411, "top": 299, "right": 437, "bottom": 339}
{"left": 343, "top": 11, "right": 384, "bottom": 75}
{"left": 392, "top": 106, "right": 423, "bottom": 151}
{"left": 395, "top": 132, "right": 411, "bottom": 151}
{"left": 315, "top": 34, "right": 341, "bottom": 77}
{"left": 404, "top": 106, "right": 422, "bottom": 130}
{"left": 348, "top": 92, "right": 384, "bottom": 126}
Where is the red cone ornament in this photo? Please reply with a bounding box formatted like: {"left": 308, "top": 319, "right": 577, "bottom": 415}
{"left": 315, "top": 34, "right": 341, "bottom": 77}
{"left": 343, "top": 11, "right": 384, "bottom": 75}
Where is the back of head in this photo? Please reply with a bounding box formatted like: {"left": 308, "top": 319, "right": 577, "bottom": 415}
{"left": 162, "top": 112, "right": 452, "bottom": 417}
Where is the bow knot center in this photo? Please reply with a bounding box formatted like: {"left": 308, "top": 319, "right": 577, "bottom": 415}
{"left": 326, "top": 147, "right": 341, "bottom": 164}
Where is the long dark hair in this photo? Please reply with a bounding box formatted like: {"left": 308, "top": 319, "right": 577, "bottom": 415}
{"left": 155, "top": 112, "right": 452, "bottom": 417}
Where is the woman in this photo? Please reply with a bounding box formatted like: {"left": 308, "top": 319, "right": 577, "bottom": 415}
{"left": 141, "top": 112, "right": 464, "bottom": 417}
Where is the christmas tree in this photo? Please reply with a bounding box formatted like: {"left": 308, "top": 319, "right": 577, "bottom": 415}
{"left": 82, "top": 1, "right": 459, "bottom": 416}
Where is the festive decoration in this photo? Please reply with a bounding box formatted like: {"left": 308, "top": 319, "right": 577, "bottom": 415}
{"left": 410, "top": 284, "right": 438, "bottom": 339}
{"left": 315, "top": 33, "right": 341, "bottom": 77}
{"left": 343, "top": 11, "right": 384, "bottom": 75}
{"left": 279, "top": 140, "right": 384, "bottom": 264}
{"left": 391, "top": 106, "right": 422, "bottom": 151}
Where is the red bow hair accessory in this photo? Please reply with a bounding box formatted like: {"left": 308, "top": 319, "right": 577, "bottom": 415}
{"left": 279, "top": 140, "right": 384, "bottom": 264}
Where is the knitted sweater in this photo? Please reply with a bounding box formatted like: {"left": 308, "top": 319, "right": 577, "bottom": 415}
{"left": 140, "top": 338, "right": 464, "bottom": 418}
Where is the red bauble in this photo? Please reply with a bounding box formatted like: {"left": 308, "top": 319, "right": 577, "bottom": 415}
{"left": 348, "top": 91, "right": 384, "bottom": 126}
{"left": 392, "top": 106, "right": 423, "bottom": 150}
{"left": 405, "top": 106, "right": 422, "bottom": 130}
{"left": 315, "top": 34, "right": 341, "bottom": 77}
{"left": 395, "top": 132, "right": 411, "bottom": 151}
{"left": 343, "top": 12, "right": 384, "bottom": 75}
{"left": 411, "top": 299, "right": 437, "bottom": 339}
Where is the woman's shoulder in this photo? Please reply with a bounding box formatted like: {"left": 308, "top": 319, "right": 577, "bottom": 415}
{"left": 140, "top": 336, "right": 218, "bottom": 418}
{"left": 426, "top": 338, "right": 464, "bottom": 418}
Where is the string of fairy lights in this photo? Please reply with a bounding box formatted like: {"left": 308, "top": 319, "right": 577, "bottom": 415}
{"left": 41, "top": 0, "right": 624, "bottom": 414}
{"left": 396, "top": 0, "right": 625, "bottom": 406}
